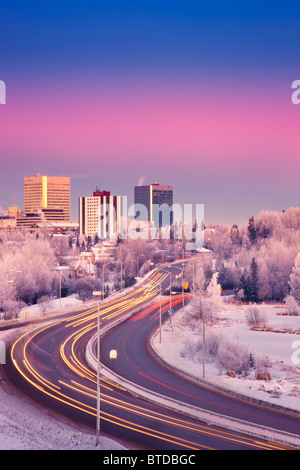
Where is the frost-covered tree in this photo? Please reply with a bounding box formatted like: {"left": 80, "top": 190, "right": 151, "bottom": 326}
{"left": 0, "top": 233, "right": 58, "bottom": 315}
{"left": 284, "top": 294, "right": 300, "bottom": 315}
{"left": 257, "top": 262, "right": 272, "bottom": 301}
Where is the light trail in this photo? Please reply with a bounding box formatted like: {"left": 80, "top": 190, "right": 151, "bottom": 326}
{"left": 8, "top": 270, "right": 293, "bottom": 450}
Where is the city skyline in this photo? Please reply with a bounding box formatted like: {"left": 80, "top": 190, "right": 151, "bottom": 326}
{"left": 1, "top": 1, "right": 300, "bottom": 226}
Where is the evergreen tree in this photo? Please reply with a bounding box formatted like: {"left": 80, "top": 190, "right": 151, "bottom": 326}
{"left": 249, "top": 257, "right": 258, "bottom": 303}
{"left": 239, "top": 258, "right": 259, "bottom": 302}
{"left": 248, "top": 216, "right": 257, "bottom": 243}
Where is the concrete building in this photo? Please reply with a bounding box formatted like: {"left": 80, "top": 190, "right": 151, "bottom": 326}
{"left": 134, "top": 183, "right": 173, "bottom": 228}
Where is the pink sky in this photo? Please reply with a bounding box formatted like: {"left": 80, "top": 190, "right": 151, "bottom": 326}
{"left": 0, "top": 78, "right": 299, "bottom": 224}
{"left": 1, "top": 81, "right": 298, "bottom": 164}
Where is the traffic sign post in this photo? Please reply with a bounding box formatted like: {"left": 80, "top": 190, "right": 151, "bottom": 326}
{"left": 0, "top": 340, "right": 5, "bottom": 365}
{"left": 92, "top": 291, "right": 101, "bottom": 447}
{"left": 168, "top": 308, "right": 173, "bottom": 323}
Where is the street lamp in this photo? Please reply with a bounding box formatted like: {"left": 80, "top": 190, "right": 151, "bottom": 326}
{"left": 54, "top": 266, "right": 69, "bottom": 308}
{"left": 92, "top": 290, "right": 102, "bottom": 447}
{"left": 158, "top": 269, "right": 173, "bottom": 342}
{"left": 136, "top": 254, "right": 145, "bottom": 277}
{"left": 203, "top": 306, "right": 206, "bottom": 379}
{"left": 101, "top": 262, "right": 111, "bottom": 301}
{"left": 162, "top": 269, "right": 172, "bottom": 324}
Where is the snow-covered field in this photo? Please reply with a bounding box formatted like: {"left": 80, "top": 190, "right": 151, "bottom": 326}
{"left": 1, "top": 293, "right": 300, "bottom": 450}
{"left": 152, "top": 299, "right": 300, "bottom": 412}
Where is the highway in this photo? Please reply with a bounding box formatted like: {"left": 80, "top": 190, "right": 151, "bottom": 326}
{"left": 6, "top": 263, "right": 299, "bottom": 450}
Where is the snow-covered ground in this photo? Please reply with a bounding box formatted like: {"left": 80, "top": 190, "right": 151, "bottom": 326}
{"left": 0, "top": 273, "right": 159, "bottom": 451}
{"left": 152, "top": 299, "right": 300, "bottom": 412}
{"left": 1, "top": 292, "right": 300, "bottom": 450}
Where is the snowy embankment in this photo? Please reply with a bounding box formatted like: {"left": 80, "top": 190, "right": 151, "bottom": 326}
{"left": 152, "top": 300, "right": 300, "bottom": 413}
{"left": 0, "top": 271, "right": 157, "bottom": 451}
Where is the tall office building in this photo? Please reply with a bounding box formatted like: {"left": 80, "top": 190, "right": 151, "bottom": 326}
{"left": 79, "top": 187, "right": 125, "bottom": 239}
{"left": 24, "top": 174, "right": 71, "bottom": 222}
{"left": 134, "top": 183, "right": 173, "bottom": 228}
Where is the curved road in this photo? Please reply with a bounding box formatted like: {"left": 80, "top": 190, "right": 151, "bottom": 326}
{"left": 6, "top": 263, "right": 299, "bottom": 450}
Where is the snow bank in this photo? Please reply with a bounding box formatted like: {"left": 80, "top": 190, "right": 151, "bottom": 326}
{"left": 0, "top": 294, "right": 126, "bottom": 450}
{"left": 0, "top": 364, "right": 125, "bottom": 450}
{"left": 152, "top": 300, "right": 300, "bottom": 412}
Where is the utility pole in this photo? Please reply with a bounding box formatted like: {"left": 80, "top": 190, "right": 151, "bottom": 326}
{"left": 203, "top": 306, "right": 206, "bottom": 378}
{"left": 96, "top": 298, "right": 100, "bottom": 446}
{"left": 92, "top": 291, "right": 102, "bottom": 447}
{"left": 159, "top": 283, "right": 162, "bottom": 343}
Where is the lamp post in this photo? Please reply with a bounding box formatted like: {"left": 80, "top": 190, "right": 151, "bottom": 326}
{"left": 162, "top": 269, "right": 172, "bottom": 324}
{"left": 120, "top": 260, "right": 123, "bottom": 291}
{"left": 101, "top": 262, "right": 111, "bottom": 301}
{"left": 92, "top": 290, "right": 102, "bottom": 447}
{"left": 136, "top": 254, "right": 145, "bottom": 277}
{"left": 203, "top": 306, "right": 206, "bottom": 378}
{"left": 160, "top": 249, "right": 166, "bottom": 264}
{"left": 54, "top": 266, "right": 69, "bottom": 308}
{"left": 158, "top": 269, "right": 173, "bottom": 341}
{"left": 159, "top": 282, "right": 162, "bottom": 343}
{"left": 180, "top": 266, "right": 185, "bottom": 313}
{"left": 116, "top": 260, "right": 123, "bottom": 291}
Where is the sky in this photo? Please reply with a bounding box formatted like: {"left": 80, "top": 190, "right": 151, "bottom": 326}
{"left": 0, "top": 1, "right": 300, "bottom": 226}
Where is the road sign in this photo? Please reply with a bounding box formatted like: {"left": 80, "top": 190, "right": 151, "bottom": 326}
{"left": 183, "top": 283, "right": 189, "bottom": 290}
{"left": 92, "top": 291, "right": 102, "bottom": 296}
{"left": 168, "top": 309, "right": 174, "bottom": 315}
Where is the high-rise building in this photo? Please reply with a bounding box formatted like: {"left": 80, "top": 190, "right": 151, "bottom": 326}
{"left": 79, "top": 187, "right": 125, "bottom": 239}
{"left": 24, "top": 174, "right": 71, "bottom": 222}
{"left": 134, "top": 183, "right": 173, "bottom": 228}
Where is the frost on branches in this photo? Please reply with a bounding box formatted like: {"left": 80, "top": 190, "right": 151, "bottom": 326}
{"left": 0, "top": 233, "right": 57, "bottom": 319}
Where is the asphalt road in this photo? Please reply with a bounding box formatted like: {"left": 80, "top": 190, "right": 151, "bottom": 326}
{"left": 6, "top": 263, "right": 299, "bottom": 450}
{"left": 101, "top": 289, "right": 300, "bottom": 437}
